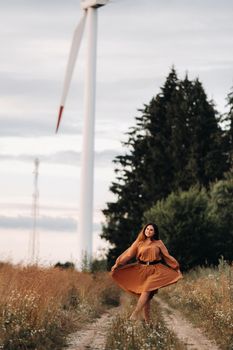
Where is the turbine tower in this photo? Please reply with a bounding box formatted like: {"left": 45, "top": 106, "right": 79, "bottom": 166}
{"left": 55, "top": 0, "right": 109, "bottom": 263}
{"left": 29, "top": 158, "right": 40, "bottom": 264}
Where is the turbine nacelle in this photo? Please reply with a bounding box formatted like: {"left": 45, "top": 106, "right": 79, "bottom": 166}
{"left": 81, "top": 0, "right": 108, "bottom": 10}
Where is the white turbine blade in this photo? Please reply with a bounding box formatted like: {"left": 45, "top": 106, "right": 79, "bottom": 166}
{"left": 56, "top": 12, "right": 87, "bottom": 133}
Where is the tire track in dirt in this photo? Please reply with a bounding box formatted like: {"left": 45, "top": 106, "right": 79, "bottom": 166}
{"left": 66, "top": 307, "right": 120, "bottom": 350}
{"left": 157, "top": 298, "right": 220, "bottom": 350}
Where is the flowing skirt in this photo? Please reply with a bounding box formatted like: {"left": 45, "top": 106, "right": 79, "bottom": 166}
{"left": 111, "top": 262, "right": 182, "bottom": 296}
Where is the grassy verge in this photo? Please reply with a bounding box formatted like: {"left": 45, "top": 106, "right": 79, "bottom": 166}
{"left": 105, "top": 294, "right": 186, "bottom": 350}
{"left": 159, "top": 260, "right": 233, "bottom": 350}
{"left": 0, "top": 262, "right": 120, "bottom": 350}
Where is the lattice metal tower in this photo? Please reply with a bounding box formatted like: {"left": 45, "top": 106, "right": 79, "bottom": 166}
{"left": 28, "top": 158, "right": 40, "bottom": 263}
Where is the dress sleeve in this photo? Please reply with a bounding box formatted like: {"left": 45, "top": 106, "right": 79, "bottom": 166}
{"left": 159, "top": 240, "right": 180, "bottom": 270}
{"left": 115, "top": 240, "right": 138, "bottom": 266}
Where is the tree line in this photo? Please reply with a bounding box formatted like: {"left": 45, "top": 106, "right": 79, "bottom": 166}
{"left": 101, "top": 67, "right": 233, "bottom": 270}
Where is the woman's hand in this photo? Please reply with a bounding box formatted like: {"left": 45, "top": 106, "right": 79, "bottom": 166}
{"left": 111, "top": 263, "right": 119, "bottom": 272}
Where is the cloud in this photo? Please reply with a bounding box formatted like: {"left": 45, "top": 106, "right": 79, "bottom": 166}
{"left": 0, "top": 149, "right": 120, "bottom": 166}
{"left": 0, "top": 214, "right": 101, "bottom": 232}
{"left": 0, "top": 214, "right": 76, "bottom": 231}
{"left": 0, "top": 112, "right": 83, "bottom": 137}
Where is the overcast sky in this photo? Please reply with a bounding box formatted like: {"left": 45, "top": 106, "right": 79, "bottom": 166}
{"left": 0, "top": 0, "right": 233, "bottom": 266}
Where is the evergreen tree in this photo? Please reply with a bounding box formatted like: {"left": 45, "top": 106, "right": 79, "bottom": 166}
{"left": 184, "top": 78, "right": 228, "bottom": 187}
{"left": 223, "top": 87, "right": 233, "bottom": 168}
{"left": 101, "top": 68, "right": 228, "bottom": 268}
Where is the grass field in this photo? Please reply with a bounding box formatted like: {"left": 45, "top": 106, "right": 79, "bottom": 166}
{"left": 0, "top": 260, "right": 232, "bottom": 350}
{"left": 0, "top": 262, "right": 120, "bottom": 350}
{"left": 160, "top": 259, "right": 233, "bottom": 350}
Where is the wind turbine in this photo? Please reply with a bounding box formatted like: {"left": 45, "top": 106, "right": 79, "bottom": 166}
{"left": 55, "top": 0, "right": 109, "bottom": 264}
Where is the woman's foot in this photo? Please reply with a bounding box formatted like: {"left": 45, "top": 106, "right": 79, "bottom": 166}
{"left": 129, "top": 310, "right": 140, "bottom": 321}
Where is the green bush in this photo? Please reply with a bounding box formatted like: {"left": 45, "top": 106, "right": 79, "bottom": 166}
{"left": 144, "top": 186, "right": 213, "bottom": 270}
{"left": 208, "top": 172, "right": 233, "bottom": 261}
{"left": 144, "top": 173, "right": 233, "bottom": 270}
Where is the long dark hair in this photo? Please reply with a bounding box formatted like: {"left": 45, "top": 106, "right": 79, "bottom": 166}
{"left": 136, "top": 223, "right": 160, "bottom": 242}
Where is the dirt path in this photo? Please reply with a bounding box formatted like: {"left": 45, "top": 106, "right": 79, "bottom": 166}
{"left": 157, "top": 298, "right": 219, "bottom": 350}
{"left": 65, "top": 307, "right": 119, "bottom": 350}
{"left": 65, "top": 300, "right": 220, "bottom": 350}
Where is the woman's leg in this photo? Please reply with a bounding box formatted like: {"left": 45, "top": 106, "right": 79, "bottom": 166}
{"left": 143, "top": 300, "right": 151, "bottom": 323}
{"left": 130, "top": 291, "right": 151, "bottom": 320}
{"left": 142, "top": 291, "right": 156, "bottom": 322}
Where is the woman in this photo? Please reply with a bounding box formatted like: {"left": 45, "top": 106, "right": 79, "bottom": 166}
{"left": 111, "top": 223, "right": 182, "bottom": 323}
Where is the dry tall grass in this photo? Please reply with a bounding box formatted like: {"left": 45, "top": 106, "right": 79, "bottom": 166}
{"left": 0, "top": 262, "right": 120, "bottom": 350}
{"left": 160, "top": 260, "right": 233, "bottom": 350}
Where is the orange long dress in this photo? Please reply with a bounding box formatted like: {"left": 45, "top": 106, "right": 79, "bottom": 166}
{"left": 111, "top": 239, "right": 183, "bottom": 295}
